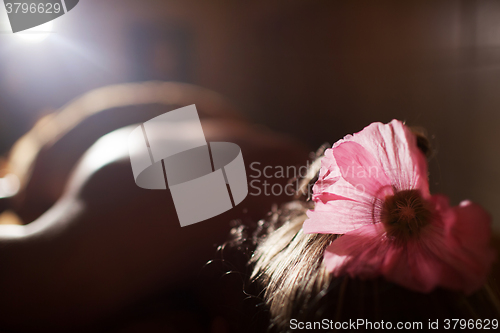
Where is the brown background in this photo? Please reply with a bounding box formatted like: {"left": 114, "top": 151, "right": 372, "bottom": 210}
{"left": 0, "top": 0, "right": 499, "bottom": 231}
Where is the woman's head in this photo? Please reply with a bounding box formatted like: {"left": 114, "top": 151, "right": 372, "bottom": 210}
{"left": 238, "top": 121, "right": 499, "bottom": 332}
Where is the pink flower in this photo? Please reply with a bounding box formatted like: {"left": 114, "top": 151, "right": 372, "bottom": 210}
{"left": 303, "top": 120, "right": 495, "bottom": 294}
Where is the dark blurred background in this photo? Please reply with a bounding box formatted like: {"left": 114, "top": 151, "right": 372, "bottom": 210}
{"left": 0, "top": 0, "right": 499, "bottom": 231}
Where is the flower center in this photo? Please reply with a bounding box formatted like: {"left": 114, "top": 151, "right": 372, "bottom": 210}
{"left": 381, "top": 189, "right": 431, "bottom": 240}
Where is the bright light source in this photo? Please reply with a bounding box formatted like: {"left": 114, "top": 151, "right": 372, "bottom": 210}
{"left": 17, "top": 21, "right": 54, "bottom": 43}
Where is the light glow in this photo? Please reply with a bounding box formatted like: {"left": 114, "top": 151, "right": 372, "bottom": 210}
{"left": 0, "top": 174, "right": 20, "bottom": 198}
{"left": 17, "top": 21, "right": 54, "bottom": 43}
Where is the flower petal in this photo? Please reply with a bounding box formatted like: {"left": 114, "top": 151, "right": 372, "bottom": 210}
{"left": 382, "top": 236, "right": 457, "bottom": 293}
{"left": 322, "top": 195, "right": 495, "bottom": 294}
{"left": 331, "top": 141, "right": 393, "bottom": 199}
{"left": 313, "top": 177, "right": 386, "bottom": 205}
{"left": 308, "top": 120, "right": 430, "bottom": 236}
{"left": 312, "top": 143, "right": 393, "bottom": 206}
{"left": 323, "top": 224, "right": 467, "bottom": 293}
{"left": 346, "top": 119, "right": 430, "bottom": 197}
{"left": 323, "top": 223, "right": 390, "bottom": 278}
{"left": 303, "top": 199, "right": 375, "bottom": 234}
{"left": 417, "top": 196, "right": 496, "bottom": 294}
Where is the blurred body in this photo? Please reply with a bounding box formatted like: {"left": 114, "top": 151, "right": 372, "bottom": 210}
{"left": 0, "top": 107, "right": 309, "bottom": 332}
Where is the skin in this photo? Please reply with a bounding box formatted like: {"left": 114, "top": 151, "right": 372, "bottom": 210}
{"left": 0, "top": 118, "right": 309, "bottom": 332}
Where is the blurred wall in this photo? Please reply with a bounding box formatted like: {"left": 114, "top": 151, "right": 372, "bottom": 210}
{"left": 1, "top": 0, "right": 500, "bottom": 230}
